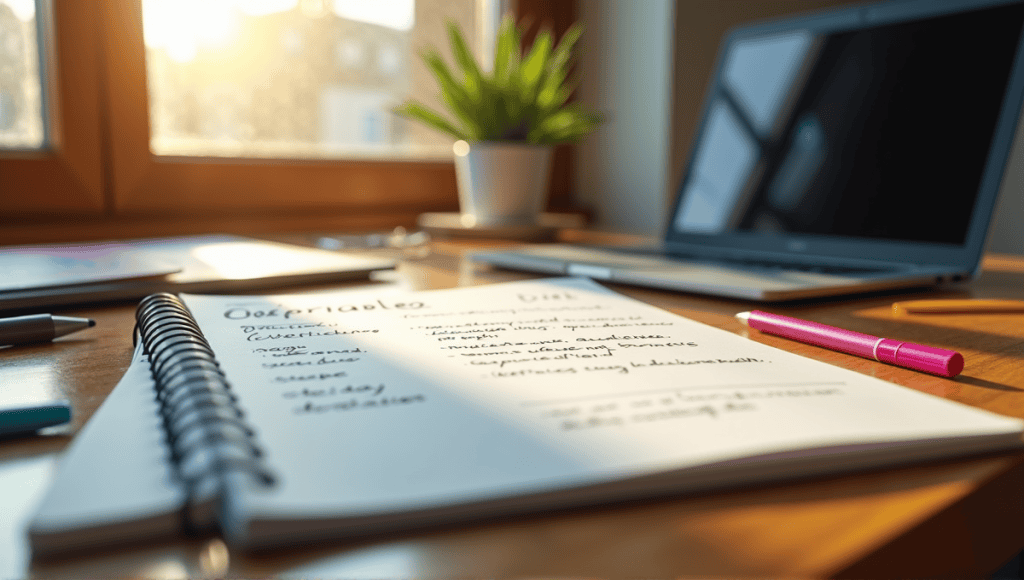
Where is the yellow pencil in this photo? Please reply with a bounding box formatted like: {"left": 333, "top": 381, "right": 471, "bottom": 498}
{"left": 892, "top": 299, "right": 1024, "bottom": 315}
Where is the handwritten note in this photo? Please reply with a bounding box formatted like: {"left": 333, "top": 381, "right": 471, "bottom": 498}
{"left": 176, "top": 278, "right": 1023, "bottom": 518}
{"left": 193, "top": 280, "right": 808, "bottom": 423}
{"left": 182, "top": 278, "right": 868, "bottom": 437}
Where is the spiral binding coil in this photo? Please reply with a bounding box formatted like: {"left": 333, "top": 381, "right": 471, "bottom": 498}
{"left": 135, "top": 293, "right": 274, "bottom": 528}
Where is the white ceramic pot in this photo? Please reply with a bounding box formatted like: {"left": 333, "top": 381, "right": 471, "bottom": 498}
{"left": 452, "top": 140, "right": 554, "bottom": 226}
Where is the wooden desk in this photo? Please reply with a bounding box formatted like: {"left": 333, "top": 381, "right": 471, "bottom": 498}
{"left": 3, "top": 237, "right": 1024, "bottom": 579}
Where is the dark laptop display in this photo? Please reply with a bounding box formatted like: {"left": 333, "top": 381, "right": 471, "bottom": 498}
{"left": 473, "top": 0, "right": 1024, "bottom": 300}
{"left": 669, "top": 0, "right": 1024, "bottom": 256}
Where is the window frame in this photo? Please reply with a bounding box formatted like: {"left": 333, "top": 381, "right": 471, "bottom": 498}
{"left": 0, "top": 0, "right": 576, "bottom": 243}
{"left": 101, "top": 0, "right": 459, "bottom": 219}
{"left": 0, "top": 0, "right": 105, "bottom": 216}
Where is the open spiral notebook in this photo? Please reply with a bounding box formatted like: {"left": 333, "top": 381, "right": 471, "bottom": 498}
{"left": 28, "top": 278, "right": 1024, "bottom": 555}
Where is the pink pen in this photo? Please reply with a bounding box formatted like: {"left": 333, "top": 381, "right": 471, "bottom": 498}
{"left": 735, "top": 310, "right": 964, "bottom": 378}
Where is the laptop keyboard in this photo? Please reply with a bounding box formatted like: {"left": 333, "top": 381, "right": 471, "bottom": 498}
{"left": 657, "top": 253, "right": 893, "bottom": 276}
{"left": 564, "top": 245, "right": 895, "bottom": 276}
{"left": 725, "top": 259, "right": 891, "bottom": 275}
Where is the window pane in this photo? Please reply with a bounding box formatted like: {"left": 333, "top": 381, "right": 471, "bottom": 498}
{"left": 142, "top": 0, "right": 496, "bottom": 160}
{"left": 0, "top": 0, "right": 44, "bottom": 150}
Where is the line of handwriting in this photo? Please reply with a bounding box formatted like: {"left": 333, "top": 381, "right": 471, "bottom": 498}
{"left": 562, "top": 321, "right": 674, "bottom": 331}
{"left": 223, "top": 300, "right": 428, "bottom": 320}
{"left": 253, "top": 346, "right": 365, "bottom": 357}
{"left": 485, "top": 356, "right": 765, "bottom": 377}
{"left": 244, "top": 328, "right": 379, "bottom": 342}
{"left": 557, "top": 401, "right": 756, "bottom": 430}
{"left": 516, "top": 290, "right": 578, "bottom": 303}
{"left": 426, "top": 320, "right": 677, "bottom": 343}
{"left": 241, "top": 322, "right": 342, "bottom": 332}
{"left": 536, "top": 386, "right": 845, "bottom": 414}
{"left": 416, "top": 316, "right": 561, "bottom": 333}
{"left": 401, "top": 304, "right": 608, "bottom": 320}
{"left": 273, "top": 370, "right": 349, "bottom": 383}
{"left": 441, "top": 339, "right": 567, "bottom": 350}
{"left": 263, "top": 355, "right": 361, "bottom": 369}
{"left": 282, "top": 383, "right": 386, "bottom": 399}
{"left": 546, "top": 386, "right": 843, "bottom": 431}
{"left": 464, "top": 345, "right": 616, "bottom": 368}
{"left": 630, "top": 357, "right": 764, "bottom": 367}
{"left": 293, "top": 394, "right": 426, "bottom": 415}
{"left": 456, "top": 341, "right": 700, "bottom": 363}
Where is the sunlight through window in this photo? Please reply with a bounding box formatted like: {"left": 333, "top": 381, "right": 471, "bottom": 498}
{"left": 141, "top": 0, "right": 496, "bottom": 160}
{"left": 0, "top": 0, "right": 43, "bottom": 150}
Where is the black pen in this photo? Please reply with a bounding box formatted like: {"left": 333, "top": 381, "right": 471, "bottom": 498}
{"left": 0, "top": 314, "right": 95, "bottom": 346}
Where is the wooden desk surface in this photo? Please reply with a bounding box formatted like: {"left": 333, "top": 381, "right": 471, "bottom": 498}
{"left": 3, "top": 236, "right": 1024, "bottom": 579}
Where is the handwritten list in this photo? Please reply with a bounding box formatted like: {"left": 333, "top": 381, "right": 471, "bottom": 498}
{"left": 192, "top": 280, "right": 862, "bottom": 429}
{"left": 182, "top": 278, "right": 869, "bottom": 445}
{"left": 173, "top": 277, "right": 1023, "bottom": 519}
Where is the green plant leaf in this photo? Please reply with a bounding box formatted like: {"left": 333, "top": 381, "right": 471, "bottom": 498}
{"left": 393, "top": 102, "right": 467, "bottom": 140}
{"left": 493, "top": 15, "right": 514, "bottom": 82}
{"left": 535, "top": 22, "right": 582, "bottom": 111}
{"left": 397, "top": 16, "right": 601, "bottom": 144}
{"left": 480, "top": 83, "right": 507, "bottom": 140}
{"left": 536, "top": 81, "right": 572, "bottom": 115}
{"left": 493, "top": 14, "right": 522, "bottom": 85}
{"left": 530, "top": 105, "right": 603, "bottom": 144}
{"left": 519, "top": 29, "right": 552, "bottom": 101}
{"left": 495, "top": 86, "right": 522, "bottom": 140}
{"left": 422, "top": 50, "right": 482, "bottom": 139}
{"left": 447, "top": 20, "right": 483, "bottom": 103}
{"left": 422, "top": 50, "right": 464, "bottom": 103}
{"left": 549, "top": 22, "right": 583, "bottom": 73}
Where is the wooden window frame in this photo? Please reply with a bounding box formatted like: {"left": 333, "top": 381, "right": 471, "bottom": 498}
{"left": 0, "top": 0, "right": 104, "bottom": 217}
{"left": 1, "top": 0, "right": 576, "bottom": 244}
{"left": 101, "top": 0, "right": 460, "bottom": 225}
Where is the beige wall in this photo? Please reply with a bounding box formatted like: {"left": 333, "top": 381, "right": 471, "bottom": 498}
{"left": 988, "top": 112, "right": 1024, "bottom": 255}
{"left": 575, "top": 0, "right": 674, "bottom": 235}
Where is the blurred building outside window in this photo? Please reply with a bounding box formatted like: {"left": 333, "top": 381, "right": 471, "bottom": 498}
{"left": 141, "top": 0, "right": 501, "bottom": 160}
{"left": 0, "top": 0, "right": 44, "bottom": 150}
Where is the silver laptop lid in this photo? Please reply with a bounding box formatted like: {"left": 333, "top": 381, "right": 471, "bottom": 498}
{"left": 666, "top": 0, "right": 1024, "bottom": 274}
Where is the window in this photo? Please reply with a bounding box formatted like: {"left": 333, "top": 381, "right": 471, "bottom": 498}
{"left": 104, "top": 0, "right": 494, "bottom": 221}
{"left": 0, "top": 0, "right": 44, "bottom": 149}
{"left": 0, "top": 0, "right": 104, "bottom": 218}
{"left": 0, "top": 0, "right": 573, "bottom": 243}
{"left": 142, "top": 0, "right": 496, "bottom": 160}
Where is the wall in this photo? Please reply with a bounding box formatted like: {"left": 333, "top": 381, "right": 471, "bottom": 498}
{"left": 987, "top": 115, "right": 1024, "bottom": 255}
{"left": 575, "top": 0, "right": 674, "bottom": 235}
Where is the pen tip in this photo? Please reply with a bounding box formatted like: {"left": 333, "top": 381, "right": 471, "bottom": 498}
{"left": 88, "top": 319, "right": 96, "bottom": 327}
{"left": 735, "top": 311, "right": 750, "bottom": 326}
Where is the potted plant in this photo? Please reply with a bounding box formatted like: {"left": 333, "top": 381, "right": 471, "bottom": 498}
{"left": 395, "top": 16, "right": 602, "bottom": 226}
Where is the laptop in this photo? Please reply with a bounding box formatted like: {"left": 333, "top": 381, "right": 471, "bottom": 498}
{"left": 472, "top": 0, "right": 1024, "bottom": 301}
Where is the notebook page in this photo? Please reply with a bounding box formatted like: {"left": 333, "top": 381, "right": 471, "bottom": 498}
{"left": 29, "top": 345, "right": 185, "bottom": 555}
{"left": 178, "top": 278, "right": 1023, "bottom": 544}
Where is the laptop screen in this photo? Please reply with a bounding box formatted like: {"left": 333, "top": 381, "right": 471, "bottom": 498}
{"left": 668, "top": 0, "right": 1024, "bottom": 262}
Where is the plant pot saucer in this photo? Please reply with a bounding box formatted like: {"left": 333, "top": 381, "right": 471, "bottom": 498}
{"left": 416, "top": 212, "right": 586, "bottom": 241}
